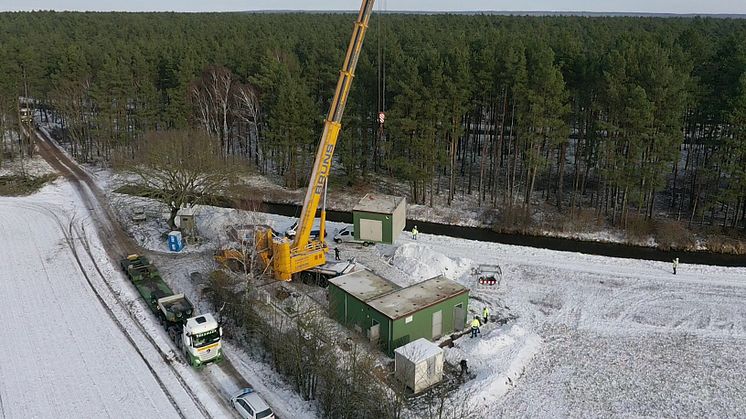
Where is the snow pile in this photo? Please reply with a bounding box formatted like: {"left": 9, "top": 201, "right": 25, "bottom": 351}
{"left": 391, "top": 242, "right": 473, "bottom": 283}
{"left": 445, "top": 324, "right": 542, "bottom": 411}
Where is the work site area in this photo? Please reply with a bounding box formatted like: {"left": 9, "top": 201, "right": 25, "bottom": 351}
{"left": 1, "top": 1, "right": 746, "bottom": 418}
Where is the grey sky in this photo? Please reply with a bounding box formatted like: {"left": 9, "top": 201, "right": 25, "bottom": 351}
{"left": 1, "top": 0, "right": 744, "bottom": 14}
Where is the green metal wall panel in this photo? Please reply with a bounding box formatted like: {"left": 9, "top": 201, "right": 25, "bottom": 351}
{"left": 329, "top": 284, "right": 392, "bottom": 352}
{"left": 387, "top": 293, "right": 470, "bottom": 356}
{"left": 329, "top": 283, "right": 367, "bottom": 326}
{"left": 328, "top": 284, "right": 346, "bottom": 323}
{"left": 353, "top": 211, "right": 394, "bottom": 244}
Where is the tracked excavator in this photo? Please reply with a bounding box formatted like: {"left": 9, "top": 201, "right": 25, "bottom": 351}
{"left": 255, "top": 0, "right": 376, "bottom": 281}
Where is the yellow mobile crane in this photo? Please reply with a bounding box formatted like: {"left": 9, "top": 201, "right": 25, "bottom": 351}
{"left": 256, "top": 0, "right": 376, "bottom": 281}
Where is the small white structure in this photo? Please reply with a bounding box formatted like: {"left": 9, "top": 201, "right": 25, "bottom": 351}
{"left": 394, "top": 338, "right": 444, "bottom": 393}
{"left": 177, "top": 207, "right": 197, "bottom": 238}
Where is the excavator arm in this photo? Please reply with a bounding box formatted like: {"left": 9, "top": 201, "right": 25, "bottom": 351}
{"left": 259, "top": 0, "right": 376, "bottom": 280}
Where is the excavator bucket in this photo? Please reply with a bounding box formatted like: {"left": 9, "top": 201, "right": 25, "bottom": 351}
{"left": 214, "top": 249, "right": 246, "bottom": 272}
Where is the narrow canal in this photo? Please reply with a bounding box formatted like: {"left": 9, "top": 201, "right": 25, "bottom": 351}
{"left": 263, "top": 202, "right": 746, "bottom": 267}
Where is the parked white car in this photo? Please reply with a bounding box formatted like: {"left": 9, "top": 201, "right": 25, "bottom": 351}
{"left": 333, "top": 226, "right": 370, "bottom": 246}
{"left": 230, "top": 388, "right": 274, "bottom": 419}
{"left": 285, "top": 219, "right": 326, "bottom": 239}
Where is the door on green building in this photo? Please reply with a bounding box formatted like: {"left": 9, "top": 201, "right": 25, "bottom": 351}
{"left": 453, "top": 303, "right": 465, "bottom": 331}
{"left": 360, "top": 219, "right": 383, "bottom": 242}
{"left": 369, "top": 320, "right": 380, "bottom": 344}
{"left": 432, "top": 310, "right": 442, "bottom": 339}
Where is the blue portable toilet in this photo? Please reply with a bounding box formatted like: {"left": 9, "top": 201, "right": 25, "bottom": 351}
{"left": 168, "top": 231, "right": 184, "bottom": 252}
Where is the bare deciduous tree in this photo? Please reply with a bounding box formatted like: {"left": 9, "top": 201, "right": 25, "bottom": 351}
{"left": 234, "top": 83, "right": 262, "bottom": 164}
{"left": 51, "top": 78, "right": 94, "bottom": 161}
{"left": 190, "top": 66, "right": 242, "bottom": 153}
{"left": 118, "top": 129, "right": 239, "bottom": 230}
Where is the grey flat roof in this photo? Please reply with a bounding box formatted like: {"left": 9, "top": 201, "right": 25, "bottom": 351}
{"left": 353, "top": 193, "right": 405, "bottom": 214}
{"left": 329, "top": 270, "right": 401, "bottom": 302}
{"left": 394, "top": 338, "right": 443, "bottom": 363}
{"left": 367, "top": 276, "right": 468, "bottom": 320}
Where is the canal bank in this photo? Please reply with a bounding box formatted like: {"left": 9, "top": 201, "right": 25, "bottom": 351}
{"left": 114, "top": 186, "right": 746, "bottom": 267}
{"left": 263, "top": 201, "right": 746, "bottom": 267}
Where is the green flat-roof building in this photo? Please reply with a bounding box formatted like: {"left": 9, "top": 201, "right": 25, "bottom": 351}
{"left": 328, "top": 270, "right": 469, "bottom": 356}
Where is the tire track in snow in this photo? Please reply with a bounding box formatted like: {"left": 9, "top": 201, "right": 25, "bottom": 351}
{"left": 65, "top": 220, "right": 191, "bottom": 419}
{"left": 31, "top": 127, "right": 221, "bottom": 418}
{"left": 74, "top": 220, "right": 216, "bottom": 419}
{"left": 1, "top": 200, "right": 189, "bottom": 418}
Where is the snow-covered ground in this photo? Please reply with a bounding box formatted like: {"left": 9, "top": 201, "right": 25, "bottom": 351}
{"left": 0, "top": 199, "right": 178, "bottom": 418}
{"left": 104, "top": 184, "right": 746, "bottom": 417}
{"left": 0, "top": 154, "right": 55, "bottom": 178}
{"left": 13, "top": 140, "right": 746, "bottom": 417}
{"left": 386, "top": 234, "right": 746, "bottom": 417}
{"left": 0, "top": 180, "right": 233, "bottom": 418}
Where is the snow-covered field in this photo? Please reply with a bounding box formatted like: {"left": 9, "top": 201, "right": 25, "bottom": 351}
{"left": 0, "top": 202, "right": 179, "bottom": 418}
{"left": 0, "top": 181, "right": 232, "bottom": 418}
{"left": 6, "top": 147, "right": 746, "bottom": 417}
{"left": 390, "top": 235, "right": 746, "bottom": 417}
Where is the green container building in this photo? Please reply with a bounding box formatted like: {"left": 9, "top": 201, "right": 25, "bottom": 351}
{"left": 328, "top": 271, "right": 469, "bottom": 356}
{"left": 352, "top": 193, "right": 406, "bottom": 244}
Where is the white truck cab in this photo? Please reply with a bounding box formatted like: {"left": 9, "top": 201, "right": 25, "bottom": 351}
{"left": 182, "top": 313, "right": 223, "bottom": 367}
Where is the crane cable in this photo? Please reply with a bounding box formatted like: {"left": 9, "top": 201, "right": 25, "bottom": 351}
{"left": 376, "top": 0, "right": 386, "bottom": 127}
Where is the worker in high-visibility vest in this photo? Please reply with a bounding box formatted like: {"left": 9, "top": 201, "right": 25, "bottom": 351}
{"left": 482, "top": 306, "right": 490, "bottom": 324}
{"left": 470, "top": 316, "right": 481, "bottom": 338}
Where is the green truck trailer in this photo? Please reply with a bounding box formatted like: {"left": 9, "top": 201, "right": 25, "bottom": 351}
{"left": 121, "top": 254, "right": 223, "bottom": 367}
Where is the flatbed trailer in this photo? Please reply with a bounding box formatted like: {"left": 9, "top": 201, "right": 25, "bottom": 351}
{"left": 121, "top": 254, "right": 223, "bottom": 367}
{"left": 122, "top": 256, "right": 188, "bottom": 310}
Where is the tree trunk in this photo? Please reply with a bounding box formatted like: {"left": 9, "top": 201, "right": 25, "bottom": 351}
{"left": 493, "top": 89, "right": 508, "bottom": 206}
{"left": 448, "top": 117, "right": 457, "bottom": 206}
{"left": 168, "top": 206, "right": 179, "bottom": 231}
{"left": 557, "top": 142, "right": 567, "bottom": 211}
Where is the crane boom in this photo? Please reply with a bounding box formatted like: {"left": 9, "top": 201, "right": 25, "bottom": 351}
{"left": 294, "top": 0, "right": 376, "bottom": 251}
{"left": 257, "top": 0, "right": 376, "bottom": 281}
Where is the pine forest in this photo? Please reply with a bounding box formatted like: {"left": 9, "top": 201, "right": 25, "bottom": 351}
{"left": 1, "top": 12, "right": 746, "bottom": 237}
